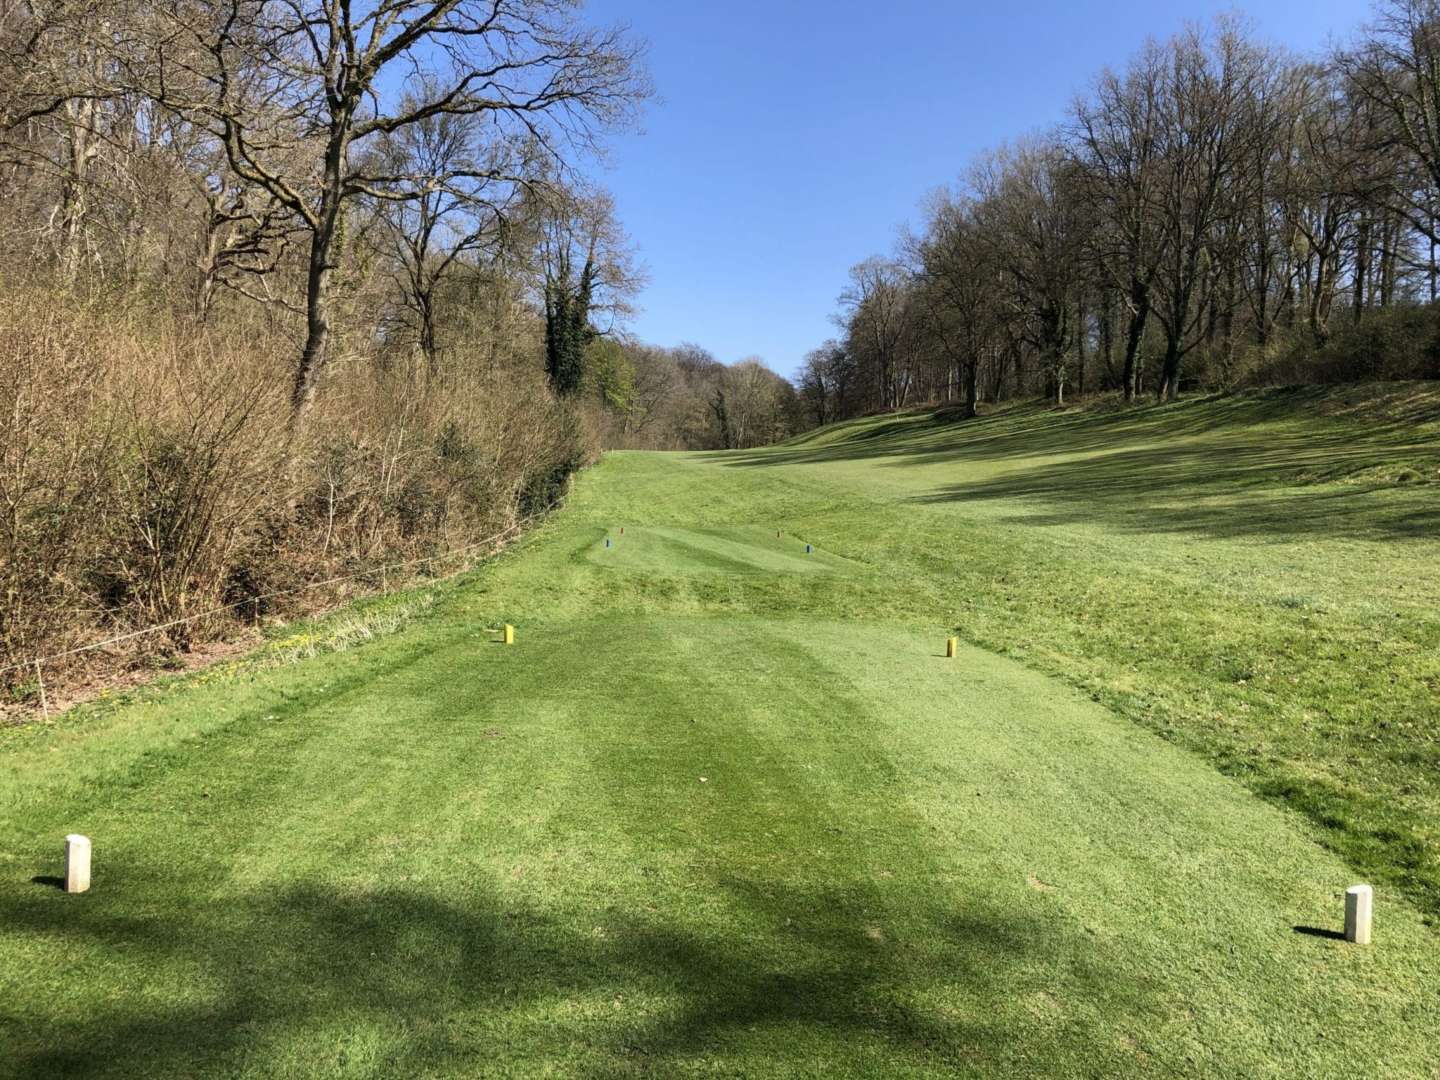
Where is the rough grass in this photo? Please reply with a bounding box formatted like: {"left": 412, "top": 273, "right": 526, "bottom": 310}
{"left": 1, "top": 383, "right": 1438, "bottom": 1076}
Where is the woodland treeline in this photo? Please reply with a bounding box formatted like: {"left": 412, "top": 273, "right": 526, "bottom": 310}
{"left": 802, "top": 2, "right": 1440, "bottom": 423}
{"left": 0, "top": 0, "right": 801, "bottom": 690}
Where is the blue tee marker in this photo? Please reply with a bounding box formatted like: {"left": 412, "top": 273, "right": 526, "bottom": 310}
{"left": 605, "top": 538, "right": 611, "bottom": 549}
{"left": 806, "top": 544, "right": 813, "bottom": 554}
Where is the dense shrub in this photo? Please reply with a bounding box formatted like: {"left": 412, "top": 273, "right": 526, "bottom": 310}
{"left": 1254, "top": 305, "right": 1440, "bottom": 386}
{"left": 0, "top": 289, "right": 585, "bottom": 691}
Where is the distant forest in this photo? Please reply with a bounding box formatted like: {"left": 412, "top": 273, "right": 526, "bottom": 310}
{"left": 801, "top": 2, "right": 1440, "bottom": 423}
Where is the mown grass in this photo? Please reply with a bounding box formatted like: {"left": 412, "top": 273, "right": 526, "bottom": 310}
{"left": 2, "top": 382, "right": 1438, "bottom": 1077}
{"left": 709, "top": 384, "right": 1440, "bottom": 923}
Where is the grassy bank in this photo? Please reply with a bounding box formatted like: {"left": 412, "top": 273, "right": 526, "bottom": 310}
{"left": 715, "top": 384, "right": 1440, "bottom": 922}
{"left": 2, "top": 383, "right": 1437, "bottom": 1076}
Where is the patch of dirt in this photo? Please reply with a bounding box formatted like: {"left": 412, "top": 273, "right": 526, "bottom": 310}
{"left": 2, "top": 631, "right": 263, "bottom": 727}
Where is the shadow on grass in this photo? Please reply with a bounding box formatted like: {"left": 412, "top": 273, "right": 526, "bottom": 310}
{"left": 715, "top": 390, "right": 1440, "bottom": 544}
{"left": 912, "top": 438, "right": 1440, "bottom": 543}
{"left": 0, "top": 872, "right": 1152, "bottom": 1077}
{"left": 718, "top": 393, "right": 1304, "bottom": 471}
{"left": 1292, "top": 925, "right": 1347, "bottom": 942}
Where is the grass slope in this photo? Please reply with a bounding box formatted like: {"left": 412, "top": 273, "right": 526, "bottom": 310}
{"left": 725, "top": 384, "right": 1440, "bottom": 920}
{"left": 2, "top": 384, "right": 1438, "bottom": 1076}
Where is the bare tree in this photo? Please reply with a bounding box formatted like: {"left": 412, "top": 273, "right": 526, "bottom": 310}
{"left": 143, "top": 0, "right": 648, "bottom": 425}
{"left": 797, "top": 340, "right": 855, "bottom": 425}
{"left": 914, "top": 191, "right": 1000, "bottom": 417}
{"left": 1146, "top": 24, "right": 1267, "bottom": 400}
{"left": 840, "top": 256, "right": 914, "bottom": 411}
{"left": 0, "top": 0, "right": 126, "bottom": 282}
{"left": 618, "top": 342, "right": 680, "bottom": 443}
{"left": 1340, "top": 0, "right": 1440, "bottom": 241}
{"left": 1072, "top": 44, "right": 1169, "bottom": 400}
{"left": 1288, "top": 65, "right": 1366, "bottom": 346}
{"left": 370, "top": 96, "right": 529, "bottom": 371}
{"left": 709, "top": 358, "right": 788, "bottom": 449}
{"left": 973, "top": 140, "right": 1091, "bottom": 406}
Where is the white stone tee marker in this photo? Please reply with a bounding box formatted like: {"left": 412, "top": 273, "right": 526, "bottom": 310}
{"left": 64, "top": 834, "right": 91, "bottom": 894}
{"left": 1345, "top": 884, "right": 1372, "bottom": 945}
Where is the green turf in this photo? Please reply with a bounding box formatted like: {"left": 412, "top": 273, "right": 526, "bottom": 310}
{"left": 2, "top": 385, "right": 1438, "bottom": 1076}
{"left": 583, "top": 525, "right": 853, "bottom": 576}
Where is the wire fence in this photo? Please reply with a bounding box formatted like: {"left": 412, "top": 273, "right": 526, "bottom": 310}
{"left": 3, "top": 504, "right": 559, "bottom": 717}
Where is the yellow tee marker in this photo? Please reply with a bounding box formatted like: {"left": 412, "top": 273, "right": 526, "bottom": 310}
{"left": 503, "top": 624, "right": 515, "bottom": 646}
{"left": 945, "top": 637, "right": 958, "bottom": 658}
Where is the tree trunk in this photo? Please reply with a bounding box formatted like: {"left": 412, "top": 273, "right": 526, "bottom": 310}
{"left": 1100, "top": 291, "right": 1116, "bottom": 386}
{"left": 1431, "top": 215, "right": 1437, "bottom": 305}
{"left": 292, "top": 228, "right": 335, "bottom": 424}
{"left": 1158, "top": 335, "right": 1181, "bottom": 402}
{"left": 290, "top": 129, "right": 351, "bottom": 428}
{"left": 57, "top": 100, "right": 98, "bottom": 285}
{"left": 1353, "top": 212, "right": 1370, "bottom": 325}
{"left": 990, "top": 346, "right": 1007, "bottom": 402}
{"left": 1376, "top": 217, "right": 1388, "bottom": 306}
{"left": 196, "top": 206, "right": 223, "bottom": 321}
{"left": 419, "top": 294, "right": 438, "bottom": 377}
{"left": 1121, "top": 290, "right": 1149, "bottom": 403}
{"left": 1253, "top": 209, "right": 1272, "bottom": 347}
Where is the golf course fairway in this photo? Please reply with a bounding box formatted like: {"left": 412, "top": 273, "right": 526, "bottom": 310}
{"left": 3, "top": 391, "right": 1438, "bottom": 1077}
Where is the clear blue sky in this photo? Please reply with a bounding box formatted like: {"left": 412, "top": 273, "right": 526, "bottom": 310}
{"left": 581, "top": 0, "right": 1372, "bottom": 378}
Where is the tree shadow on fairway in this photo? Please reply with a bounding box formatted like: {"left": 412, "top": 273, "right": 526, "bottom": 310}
{"left": 713, "top": 391, "right": 1440, "bottom": 545}
{"left": 714, "top": 394, "right": 1270, "bottom": 472}
{"left": 0, "top": 871, "right": 1155, "bottom": 1077}
{"left": 727, "top": 388, "right": 1440, "bottom": 475}
{"left": 912, "top": 436, "right": 1440, "bottom": 544}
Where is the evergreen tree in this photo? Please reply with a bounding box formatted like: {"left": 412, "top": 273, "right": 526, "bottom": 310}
{"left": 545, "top": 253, "right": 595, "bottom": 397}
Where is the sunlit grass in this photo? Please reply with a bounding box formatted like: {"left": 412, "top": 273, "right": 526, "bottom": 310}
{"left": 2, "top": 384, "right": 1438, "bottom": 1076}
